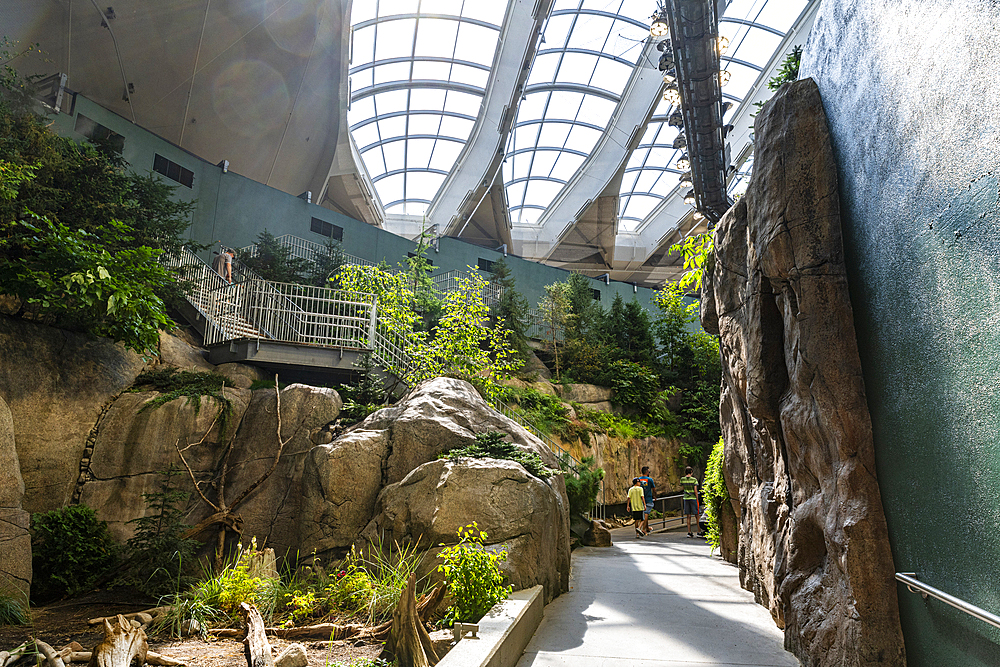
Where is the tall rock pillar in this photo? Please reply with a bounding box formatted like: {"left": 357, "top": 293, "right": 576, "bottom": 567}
{"left": 700, "top": 78, "right": 905, "bottom": 666}
{"left": 0, "top": 396, "right": 31, "bottom": 605}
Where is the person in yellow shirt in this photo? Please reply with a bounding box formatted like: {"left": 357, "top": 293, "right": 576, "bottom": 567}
{"left": 628, "top": 477, "right": 647, "bottom": 538}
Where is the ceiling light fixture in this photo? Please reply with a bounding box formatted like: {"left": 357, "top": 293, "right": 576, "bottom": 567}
{"left": 717, "top": 35, "right": 729, "bottom": 54}
{"left": 663, "top": 85, "right": 681, "bottom": 105}
{"left": 668, "top": 109, "right": 684, "bottom": 129}
{"left": 683, "top": 189, "right": 697, "bottom": 205}
{"left": 672, "top": 135, "right": 687, "bottom": 151}
{"left": 679, "top": 171, "right": 693, "bottom": 188}
{"left": 694, "top": 211, "right": 706, "bottom": 221}
{"left": 650, "top": 2, "right": 669, "bottom": 37}
{"left": 662, "top": 69, "right": 676, "bottom": 84}
{"left": 675, "top": 154, "right": 690, "bottom": 171}
{"left": 719, "top": 70, "right": 732, "bottom": 86}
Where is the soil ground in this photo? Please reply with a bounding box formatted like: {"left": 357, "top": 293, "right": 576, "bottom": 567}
{"left": 0, "top": 591, "right": 383, "bottom": 667}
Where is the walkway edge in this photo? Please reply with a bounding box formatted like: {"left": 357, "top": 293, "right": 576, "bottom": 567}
{"left": 437, "top": 585, "right": 544, "bottom": 667}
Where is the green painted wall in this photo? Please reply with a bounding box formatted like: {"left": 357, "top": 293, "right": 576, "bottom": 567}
{"left": 50, "top": 92, "right": 662, "bottom": 317}
{"left": 803, "top": 1, "right": 1000, "bottom": 663}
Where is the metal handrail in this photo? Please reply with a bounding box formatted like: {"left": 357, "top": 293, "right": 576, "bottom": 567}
{"left": 895, "top": 573, "right": 1000, "bottom": 630}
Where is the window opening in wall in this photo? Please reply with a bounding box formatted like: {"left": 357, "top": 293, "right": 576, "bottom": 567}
{"left": 74, "top": 114, "right": 125, "bottom": 154}
{"left": 478, "top": 258, "right": 496, "bottom": 273}
{"left": 310, "top": 217, "right": 344, "bottom": 241}
{"left": 592, "top": 289, "right": 601, "bottom": 301}
{"left": 152, "top": 154, "right": 194, "bottom": 188}
{"left": 407, "top": 252, "right": 433, "bottom": 267}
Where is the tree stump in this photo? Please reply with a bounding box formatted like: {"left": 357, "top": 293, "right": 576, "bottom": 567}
{"left": 238, "top": 603, "right": 274, "bottom": 667}
{"left": 87, "top": 616, "right": 148, "bottom": 667}
{"left": 380, "top": 573, "right": 439, "bottom": 667}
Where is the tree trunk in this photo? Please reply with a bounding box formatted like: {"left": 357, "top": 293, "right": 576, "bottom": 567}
{"left": 87, "top": 616, "right": 148, "bottom": 667}
{"left": 238, "top": 603, "right": 274, "bottom": 667}
{"left": 380, "top": 573, "right": 438, "bottom": 667}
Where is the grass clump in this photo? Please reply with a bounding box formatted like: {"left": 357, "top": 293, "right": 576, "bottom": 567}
{"left": 443, "top": 431, "right": 552, "bottom": 479}
{"left": 154, "top": 536, "right": 427, "bottom": 637}
{"left": 0, "top": 589, "right": 29, "bottom": 625}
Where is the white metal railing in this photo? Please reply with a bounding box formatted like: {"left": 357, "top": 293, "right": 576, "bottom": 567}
{"left": 165, "top": 247, "right": 578, "bottom": 467}
{"left": 432, "top": 269, "right": 503, "bottom": 309}
{"left": 239, "top": 234, "right": 384, "bottom": 271}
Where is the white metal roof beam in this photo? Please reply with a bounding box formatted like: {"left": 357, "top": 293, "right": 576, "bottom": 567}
{"left": 431, "top": 0, "right": 554, "bottom": 238}
{"left": 511, "top": 38, "right": 663, "bottom": 259}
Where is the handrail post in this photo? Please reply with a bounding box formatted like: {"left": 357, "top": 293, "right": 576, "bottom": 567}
{"left": 368, "top": 299, "right": 378, "bottom": 350}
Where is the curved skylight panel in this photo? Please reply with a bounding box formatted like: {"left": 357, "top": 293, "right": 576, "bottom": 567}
{"left": 348, "top": 1, "right": 508, "bottom": 216}
{"left": 504, "top": 0, "right": 649, "bottom": 224}
{"left": 618, "top": 98, "right": 683, "bottom": 231}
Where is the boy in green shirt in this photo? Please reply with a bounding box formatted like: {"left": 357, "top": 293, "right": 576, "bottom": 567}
{"left": 681, "top": 466, "right": 699, "bottom": 538}
{"left": 628, "top": 477, "right": 647, "bottom": 538}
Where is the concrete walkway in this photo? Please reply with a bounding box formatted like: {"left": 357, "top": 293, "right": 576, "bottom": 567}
{"left": 516, "top": 528, "right": 798, "bottom": 667}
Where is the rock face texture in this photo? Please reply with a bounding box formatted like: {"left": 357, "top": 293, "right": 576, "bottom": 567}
{"left": 0, "top": 316, "right": 146, "bottom": 513}
{"left": 360, "top": 458, "right": 570, "bottom": 602}
{"left": 700, "top": 79, "right": 905, "bottom": 666}
{"left": 0, "top": 397, "right": 31, "bottom": 603}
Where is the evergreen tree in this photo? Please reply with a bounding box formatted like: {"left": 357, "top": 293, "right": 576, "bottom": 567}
{"left": 488, "top": 258, "right": 531, "bottom": 361}
{"left": 309, "top": 237, "right": 345, "bottom": 288}
{"left": 237, "top": 229, "right": 311, "bottom": 283}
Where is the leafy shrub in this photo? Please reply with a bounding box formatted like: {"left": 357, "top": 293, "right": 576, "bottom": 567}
{"left": 180, "top": 539, "right": 280, "bottom": 625}
{"left": 577, "top": 407, "right": 641, "bottom": 440}
{"left": 703, "top": 437, "right": 729, "bottom": 552}
{"left": 30, "top": 504, "right": 119, "bottom": 603}
{"left": 604, "top": 360, "right": 659, "bottom": 413}
{"left": 437, "top": 523, "right": 511, "bottom": 625}
{"left": 507, "top": 385, "right": 570, "bottom": 436}
{"left": 443, "top": 430, "right": 552, "bottom": 479}
{"left": 562, "top": 456, "right": 605, "bottom": 516}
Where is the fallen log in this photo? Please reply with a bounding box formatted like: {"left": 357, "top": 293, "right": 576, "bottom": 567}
{"left": 35, "top": 640, "right": 66, "bottom": 667}
{"left": 87, "top": 615, "right": 148, "bottom": 667}
{"left": 237, "top": 603, "right": 273, "bottom": 667}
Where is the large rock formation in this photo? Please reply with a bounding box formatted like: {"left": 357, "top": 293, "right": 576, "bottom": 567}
{"left": 0, "top": 316, "right": 146, "bottom": 512}
{"left": 360, "top": 458, "right": 570, "bottom": 602}
{"left": 0, "top": 397, "right": 31, "bottom": 604}
{"left": 700, "top": 78, "right": 905, "bottom": 666}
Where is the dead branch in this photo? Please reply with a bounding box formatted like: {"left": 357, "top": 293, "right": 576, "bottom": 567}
{"left": 32, "top": 641, "right": 65, "bottom": 667}
{"left": 238, "top": 603, "right": 274, "bottom": 667}
{"left": 86, "top": 616, "right": 147, "bottom": 667}
{"left": 230, "top": 376, "right": 292, "bottom": 509}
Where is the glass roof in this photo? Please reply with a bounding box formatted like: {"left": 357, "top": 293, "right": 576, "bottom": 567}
{"left": 617, "top": 0, "right": 807, "bottom": 231}
{"left": 347, "top": 0, "right": 810, "bottom": 232}
{"left": 348, "top": 0, "right": 510, "bottom": 216}
{"left": 502, "top": 0, "right": 651, "bottom": 225}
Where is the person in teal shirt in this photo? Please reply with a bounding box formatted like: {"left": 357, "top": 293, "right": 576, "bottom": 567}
{"left": 638, "top": 466, "right": 655, "bottom": 534}
{"left": 628, "top": 478, "right": 647, "bottom": 538}
{"left": 681, "top": 466, "right": 699, "bottom": 537}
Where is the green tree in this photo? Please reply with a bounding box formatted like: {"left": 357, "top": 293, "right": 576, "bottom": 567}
{"left": 539, "top": 281, "right": 572, "bottom": 380}
{"left": 488, "top": 258, "right": 531, "bottom": 362}
{"left": 406, "top": 222, "right": 443, "bottom": 331}
{"left": 410, "top": 268, "right": 518, "bottom": 402}
{"left": 308, "top": 237, "right": 346, "bottom": 288}
{"left": 565, "top": 273, "right": 605, "bottom": 343}
{"left": 237, "top": 229, "right": 311, "bottom": 283}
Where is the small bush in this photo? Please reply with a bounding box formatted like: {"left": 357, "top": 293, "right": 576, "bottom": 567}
{"left": 443, "top": 430, "right": 552, "bottom": 479}
{"left": 133, "top": 368, "right": 234, "bottom": 433}
{"left": 437, "top": 523, "right": 511, "bottom": 625}
{"left": 507, "top": 385, "right": 570, "bottom": 436}
{"left": 30, "top": 504, "right": 119, "bottom": 603}
{"left": 562, "top": 455, "right": 605, "bottom": 517}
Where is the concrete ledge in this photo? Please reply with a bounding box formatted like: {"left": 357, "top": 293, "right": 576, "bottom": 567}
{"left": 437, "top": 585, "right": 544, "bottom": 667}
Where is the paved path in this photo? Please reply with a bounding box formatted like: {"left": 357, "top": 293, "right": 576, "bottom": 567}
{"left": 516, "top": 528, "right": 798, "bottom": 667}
